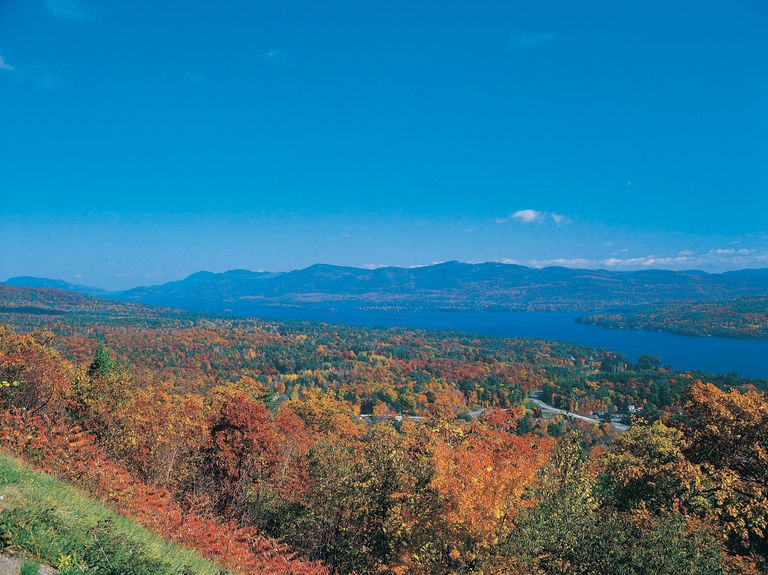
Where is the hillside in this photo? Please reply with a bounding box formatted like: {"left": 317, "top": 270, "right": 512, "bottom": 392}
{"left": 0, "top": 454, "right": 225, "bottom": 575}
{"left": 0, "top": 285, "right": 202, "bottom": 332}
{"left": 578, "top": 295, "right": 768, "bottom": 339}
{"left": 0, "top": 284, "right": 168, "bottom": 316}
{"left": 2, "top": 277, "right": 106, "bottom": 297}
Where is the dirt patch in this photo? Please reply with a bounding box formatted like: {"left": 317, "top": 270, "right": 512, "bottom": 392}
{"left": 0, "top": 555, "right": 57, "bottom": 575}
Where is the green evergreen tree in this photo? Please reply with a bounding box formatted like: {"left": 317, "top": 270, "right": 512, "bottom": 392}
{"left": 87, "top": 342, "right": 114, "bottom": 378}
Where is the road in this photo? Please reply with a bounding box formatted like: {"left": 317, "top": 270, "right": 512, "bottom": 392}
{"left": 360, "top": 396, "right": 629, "bottom": 432}
{"left": 529, "top": 393, "right": 629, "bottom": 431}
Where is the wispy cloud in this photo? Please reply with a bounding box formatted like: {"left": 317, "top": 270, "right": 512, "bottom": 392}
{"left": 602, "top": 248, "right": 766, "bottom": 271}
{"left": 496, "top": 209, "right": 571, "bottom": 226}
{"left": 0, "top": 56, "right": 14, "bottom": 71}
{"left": 46, "top": 0, "right": 89, "bottom": 21}
{"left": 24, "top": 64, "right": 60, "bottom": 89}
{"left": 504, "top": 248, "right": 768, "bottom": 272}
{"left": 510, "top": 32, "right": 555, "bottom": 50}
{"left": 496, "top": 209, "right": 543, "bottom": 224}
{"left": 1, "top": 59, "right": 59, "bottom": 88}
{"left": 528, "top": 258, "right": 591, "bottom": 269}
{"left": 514, "top": 209, "right": 544, "bottom": 224}
{"left": 262, "top": 48, "right": 281, "bottom": 60}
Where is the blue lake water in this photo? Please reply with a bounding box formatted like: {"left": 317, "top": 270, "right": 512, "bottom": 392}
{"left": 233, "top": 307, "right": 768, "bottom": 380}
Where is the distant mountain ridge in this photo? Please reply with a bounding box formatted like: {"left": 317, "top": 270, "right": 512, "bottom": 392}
{"left": 6, "top": 263, "right": 768, "bottom": 314}
{"left": 109, "top": 263, "right": 768, "bottom": 313}
{"left": 2, "top": 276, "right": 107, "bottom": 297}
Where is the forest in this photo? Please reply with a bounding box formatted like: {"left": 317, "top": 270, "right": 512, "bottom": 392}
{"left": 578, "top": 295, "right": 768, "bottom": 339}
{"left": 0, "top": 286, "right": 767, "bottom": 574}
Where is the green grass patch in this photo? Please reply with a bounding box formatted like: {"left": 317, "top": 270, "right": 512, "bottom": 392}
{"left": 20, "top": 560, "right": 41, "bottom": 575}
{"left": 0, "top": 453, "right": 227, "bottom": 574}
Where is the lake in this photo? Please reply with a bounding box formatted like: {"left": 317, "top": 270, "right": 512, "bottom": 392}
{"left": 230, "top": 306, "right": 768, "bottom": 380}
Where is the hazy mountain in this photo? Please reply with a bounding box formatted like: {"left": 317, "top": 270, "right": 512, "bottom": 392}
{"left": 113, "top": 262, "right": 768, "bottom": 313}
{"left": 3, "top": 276, "right": 108, "bottom": 297}
{"left": 6, "top": 264, "right": 767, "bottom": 315}
{"left": 0, "top": 284, "right": 201, "bottom": 323}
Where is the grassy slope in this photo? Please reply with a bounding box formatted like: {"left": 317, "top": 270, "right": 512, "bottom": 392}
{"left": 0, "top": 453, "right": 226, "bottom": 575}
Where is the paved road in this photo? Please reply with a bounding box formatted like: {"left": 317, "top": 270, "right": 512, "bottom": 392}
{"left": 529, "top": 394, "right": 629, "bottom": 431}
{"left": 360, "top": 396, "right": 629, "bottom": 432}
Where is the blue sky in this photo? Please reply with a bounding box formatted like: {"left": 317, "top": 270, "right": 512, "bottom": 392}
{"left": 1, "top": 0, "right": 767, "bottom": 289}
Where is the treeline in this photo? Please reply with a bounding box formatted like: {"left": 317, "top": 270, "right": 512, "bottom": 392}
{"left": 578, "top": 295, "right": 768, "bottom": 338}
{"left": 11, "top": 312, "right": 600, "bottom": 417}
{"left": 538, "top": 352, "right": 766, "bottom": 423}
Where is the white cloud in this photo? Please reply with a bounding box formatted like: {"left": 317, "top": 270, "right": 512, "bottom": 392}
{"left": 496, "top": 209, "right": 571, "bottom": 226}
{"left": 513, "top": 209, "right": 544, "bottom": 223}
{"left": 262, "top": 48, "right": 281, "bottom": 60}
{"left": 601, "top": 248, "right": 768, "bottom": 271}
{"left": 528, "top": 258, "right": 591, "bottom": 268}
{"left": 2, "top": 60, "right": 59, "bottom": 88}
{"left": 709, "top": 248, "right": 753, "bottom": 256}
{"left": 603, "top": 254, "right": 706, "bottom": 268}
{"left": 47, "top": 0, "right": 89, "bottom": 20}
{"left": 492, "top": 247, "right": 768, "bottom": 273}
{"left": 25, "top": 65, "right": 59, "bottom": 89}
{"left": 603, "top": 256, "right": 657, "bottom": 267}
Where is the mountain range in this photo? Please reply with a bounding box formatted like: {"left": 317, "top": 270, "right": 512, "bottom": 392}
{"left": 4, "top": 262, "right": 768, "bottom": 314}
{"left": 2, "top": 276, "right": 108, "bottom": 297}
